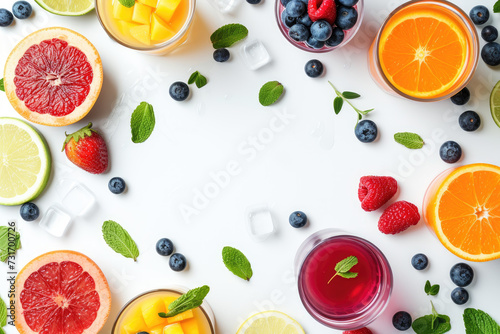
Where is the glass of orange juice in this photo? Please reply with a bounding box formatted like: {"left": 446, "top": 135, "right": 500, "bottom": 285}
{"left": 112, "top": 287, "right": 216, "bottom": 334}
{"left": 96, "top": 0, "right": 195, "bottom": 55}
{"left": 368, "top": 0, "right": 479, "bottom": 102}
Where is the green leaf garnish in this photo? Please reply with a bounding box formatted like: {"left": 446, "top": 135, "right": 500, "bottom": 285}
{"left": 394, "top": 132, "right": 424, "bottom": 149}
{"left": 210, "top": 23, "right": 248, "bottom": 48}
{"left": 188, "top": 71, "right": 208, "bottom": 89}
{"left": 412, "top": 301, "right": 451, "bottom": 334}
{"left": 222, "top": 246, "right": 253, "bottom": 281}
{"left": 424, "top": 280, "right": 440, "bottom": 296}
{"left": 463, "top": 308, "right": 500, "bottom": 334}
{"left": 118, "top": 0, "right": 135, "bottom": 7}
{"left": 329, "top": 81, "right": 374, "bottom": 125}
{"left": 102, "top": 220, "right": 139, "bottom": 261}
{"left": 494, "top": 1, "right": 500, "bottom": 13}
{"left": 342, "top": 91, "right": 360, "bottom": 99}
{"left": 328, "top": 255, "right": 358, "bottom": 284}
{"left": 333, "top": 96, "right": 343, "bottom": 114}
{"left": 259, "top": 81, "right": 284, "bottom": 106}
{"left": 0, "top": 226, "right": 21, "bottom": 262}
{"left": 0, "top": 78, "right": 4, "bottom": 92}
{"left": 131, "top": 102, "right": 155, "bottom": 144}
{"left": 0, "top": 296, "right": 6, "bottom": 327}
{"left": 159, "top": 285, "right": 210, "bottom": 318}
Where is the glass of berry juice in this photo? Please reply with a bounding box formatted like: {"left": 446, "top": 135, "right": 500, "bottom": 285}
{"left": 295, "top": 229, "right": 392, "bottom": 330}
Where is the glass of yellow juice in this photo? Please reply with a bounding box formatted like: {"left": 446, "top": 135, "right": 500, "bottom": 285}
{"left": 368, "top": 0, "right": 479, "bottom": 102}
{"left": 96, "top": 0, "right": 195, "bottom": 55}
{"left": 112, "top": 288, "right": 216, "bottom": 334}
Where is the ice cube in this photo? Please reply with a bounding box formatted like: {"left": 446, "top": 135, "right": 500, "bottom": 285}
{"left": 39, "top": 206, "right": 71, "bottom": 237}
{"left": 61, "top": 183, "right": 95, "bottom": 217}
{"left": 206, "top": 0, "right": 240, "bottom": 14}
{"left": 245, "top": 204, "right": 276, "bottom": 241}
{"left": 240, "top": 40, "right": 271, "bottom": 70}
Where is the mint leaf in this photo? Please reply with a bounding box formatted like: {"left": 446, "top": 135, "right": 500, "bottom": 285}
{"left": 118, "top": 0, "right": 135, "bottom": 7}
{"left": 0, "top": 226, "right": 20, "bottom": 262}
{"left": 188, "top": 72, "right": 198, "bottom": 85}
{"left": 0, "top": 296, "right": 6, "bottom": 327}
{"left": 494, "top": 1, "right": 500, "bottom": 13}
{"left": 412, "top": 302, "right": 451, "bottom": 334}
{"left": 210, "top": 23, "right": 248, "bottom": 48}
{"left": 334, "top": 96, "right": 343, "bottom": 114}
{"left": 425, "top": 280, "right": 440, "bottom": 296}
{"left": 329, "top": 81, "right": 374, "bottom": 126}
{"left": 328, "top": 255, "right": 358, "bottom": 284}
{"left": 338, "top": 271, "right": 358, "bottom": 279}
{"left": 394, "top": 132, "right": 424, "bottom": 149}
{"left": 102, "top": 220, "right": 139, "bottom": 261}
{"left": 464, "top": 308, "right": 500, "bottom": 334}
{"left": 0, "top": 78, "right": 4, "bottom": 92}
{"left": 159, "top": 285, "right": 210, "bottom": 318}
{"left": 342, "top": 91, "right": 360, "bottom": 99}
{"left": 259, "top": 81, "right": 284, "bottom": 106}
{"left": 187, "top": 71, "right": 207, "bottom": 88}
{"left": 222, "top": 246, "right": 253, "bottom": 281}
{"left": 131, "top": 102, "right": 155, "bottom": 143}
{"left": 425, "top": 280, "right": 431, "bottom": 294}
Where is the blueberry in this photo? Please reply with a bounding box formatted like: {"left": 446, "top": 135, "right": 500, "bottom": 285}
{"left": 310, "top": 20, "right": 333, "bottom": 41}
{"left": 12, "top": 1, "right": 32, "bottom": 19}
{"left": 20, "top": 203, "right": 39, "bottom": 221}
{"left": 288, "top": 24, "right": 310, "bottom": 42}
{"left": 246, "top": 0, "right": 261, "bottom": 4}
{"left": 355, "top": 120, "right": 378, "bottom": 143}
{"left": 306, "top": 36, "right": 325, "bottom": 49}
{"left": 285, "top": 1, "right": 306, "bottom": 18}
{"left": 451, "top": 287, "right": 469, "bottom": 305}
{"left": 304, "top": 59, "right": 324, "bottom": 77}
{"left": 136, "top": 332, "right": 150, "bottom": 334}
{"left": 169, "top": 81, "right": 189, "bottom": 101}
{"left": 298, "top": 13, "right": 312, "bottom": 27}
{"left": 411, "top": 253, "right": 428, "bottom": 270}
{"left": 325, "top": 27, "right": 345, "bottom": 47}
{"left": 459, "top": 110, "right": 481, "bottom": 132}
{"left": 156, "top": 238, "right": 174, "bottom": 256}
{"left": 280, "top": 0, "right": 291, "bottom": 7}
{"left": 450, "top": 87, "right": 470, "bottom": 105}
{"left": 481, "top": 42, "right": 500, "bottom": 66}
{"left": 481, "top": 25, "right": 498, "bottom": 42}
{"left": 337, "top": 0, "right": 358, "bottom": 6}
{"left": 108, "top": 177, "right": 126, "bottom": 194}
{"left": 289, "top": 211, "right": 308, "bottom": 228}
{"left": 213, "top": 48, "right": 230, "bottom": 62}
{"left": 0, "top": 9, "right": 14, "bottom": 27}
{"left": 450, "top": 263, "right": 474, "bottom": 287}
{"left": 469, "top": 5, "right": 489, "bottom": 25}
{"left": 439, "top": 141, "right": 462, "bottom": 163}
{"left": 169, "top": 253, "right": 187, "bottom": 271}
{"left": 281, "top": 11, "right": 296, "bottom": 28}
{"left": 392, "top": 311, "right": 412, "bottom": 331}
{"left": 335, "top": 6, "right": 358, "bottom": 30}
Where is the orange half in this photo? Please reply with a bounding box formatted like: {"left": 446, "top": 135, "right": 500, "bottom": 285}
{"left": 427, "top": 164, "right": 500, "bottom": 262}
{"left": 379, "top": 8, "right": 467, "bottom": 99}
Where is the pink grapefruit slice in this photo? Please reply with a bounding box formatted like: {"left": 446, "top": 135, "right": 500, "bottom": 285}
{"left": 4, "top": 27, "right": 103, "bottom": 127}
{"left": 15, "top": 250, "right": 111, "bottom": 334}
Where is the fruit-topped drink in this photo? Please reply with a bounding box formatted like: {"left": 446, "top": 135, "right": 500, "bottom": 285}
{"left": 368, "top": 0, "right": 479, "bottom": 101}
{"left": 295, "top": 230, "right": 392, "bottom": 330}
{"left": 96, "top": 0, "right": 195, "bottom": 54}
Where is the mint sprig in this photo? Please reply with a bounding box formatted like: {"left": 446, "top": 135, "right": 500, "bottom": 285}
{"left": 102, "top": 220, "right": 139, "bottom": 261}
{"left": 329, "top": 81, "right": 373, "bottom": 125}
{"left": 118, "top": 0, "right": 135, "bottom": 7}
{"left": 159, "top": 285, "right": 210, "bottom": 318}
{"left": 395, "top": 132, "right": 424, "bottom": 149}
{"left": 0, "top": 78, "right": 4, "bottom": 92}
{"left": 464, "top": 308, "right": 500, "bottom": 334}
{"left": 494, "top": 1, "right": 500, "bottom": 13}
{"left": 328, "top": 255, "right": 358, "bottom": 284}
{"left": 412, "top": 301, "right": 451, "bottom": 334}
{"left": 259, "top": 81, "right": 284, "bottom": 106}
{"left": 424, "top": 280, "right": 440, "bottom": 296}
{"left": 188, "top": 71, "right": 208, "bottom": 89}
{"left": 131, "top": 102, "right": 155, "bottom": 143}
{"left": 210, "top": 24, "right": 248, "bottom": 48}
{"left": 222, "top": 246, "right": 253, "bottom": 281}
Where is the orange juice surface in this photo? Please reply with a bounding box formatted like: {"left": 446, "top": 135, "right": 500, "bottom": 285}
{"left": 376, "top": 2, "right": 475, "bottom": 99}
{"left": 115, "top": 291, "right": 214, "bottom": 334}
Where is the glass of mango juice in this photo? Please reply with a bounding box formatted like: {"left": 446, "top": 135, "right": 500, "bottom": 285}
{"left": 96, "top": 0, "right": 195, "bottom": 54}
{"left": 112, "top": 288, "right": 216, "bottom": 334}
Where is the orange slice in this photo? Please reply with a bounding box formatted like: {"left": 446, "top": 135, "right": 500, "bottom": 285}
{"left": 379, "top": 8, "right": 467, "bottom": 99}
{"left": 426, "top": 163, "right": 500, "bottom": 262}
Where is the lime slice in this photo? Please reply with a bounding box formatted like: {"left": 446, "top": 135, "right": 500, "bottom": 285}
{"left": 490, "top": 80, "right": 500, "bottom": 128}
{"left": 34, "top": 0, "right": 94, "bottom": 16}
{"left": 237, "top": 311, "right": 305, "bottom": 334}
{"left": 0, "top": 118, "right": 51, "bottom": 206}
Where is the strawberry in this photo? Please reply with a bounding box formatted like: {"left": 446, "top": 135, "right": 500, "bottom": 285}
{"left": 343, "top": 328, "right": 373, "bottom": 334}
{"left": 378, "top": 201, "right": 420, "bottom": 235}
{"left": 62, "top": 123, "right": 108, "bottom": 174}
{"left": 358, "top": 176, "right": 398, "bottom": 211}
{"left": 308, "top": 0, "right": 336, "bottom": 24}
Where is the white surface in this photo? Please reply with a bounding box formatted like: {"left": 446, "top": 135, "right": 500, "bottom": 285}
{"left": 1, "top": 0, "right": 500, "bottom": 333}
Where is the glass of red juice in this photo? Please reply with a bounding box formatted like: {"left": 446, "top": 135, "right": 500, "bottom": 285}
{"left": 295, "top": 229, "right": 393, "bottom": 330}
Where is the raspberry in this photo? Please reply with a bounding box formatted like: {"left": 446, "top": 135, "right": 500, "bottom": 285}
{"left": 358, "top": 176, "right": 398, "bottom": 211}
{"left": 378, "top": 201, "right": 420, "bottom": 235}
{"left": 343, "top": 328, "right": 373, "bottom": 334}
{"left": 308, "top": 0, "right": 336, "bottom": 24}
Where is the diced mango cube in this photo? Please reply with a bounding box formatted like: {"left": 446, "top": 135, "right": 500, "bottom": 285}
{"left": 150, "top": 325, "right": 165, "bottom": 334}
{"left": 164, "top": 296, "right": 178, "bottom": 311}
{"left": 141, "top": 297, "right": 167, "bottom": 327}
{"left": 163, "top": 323, "right": 184, "bottom": 334}
{"left": 167, "top": 310, "right": 194, "bottom": 324}
{"left": 117, "top": 20, "right": 142, "bottom": 39}
{"left": 123, "top": 315, "right": 148, "bottom": 333}
{"left": 155, "top": 0, "right": 182, "bottom": 23}
{"left": 132, "top": 2, "right": 153, "bottom": 25}
{"left": 138, "top": 0, "right": 158, "bottom": 7}
{"left": 130, "top": 24, "right": 151, "bottom": 45}
{"left": 151, "top": 14, "right": 176, "bottom": 41}
{"left": 113, "top": 1, "right": 134, "bottom": 21}
{"left": 180, "top": 318, "right": 199, "bottom": 334}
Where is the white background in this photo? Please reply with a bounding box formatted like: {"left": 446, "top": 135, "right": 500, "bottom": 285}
{"left": 1, "top": 0, "right": 500, "bottom": 333}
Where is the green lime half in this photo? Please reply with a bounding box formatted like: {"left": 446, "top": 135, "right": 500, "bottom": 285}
{"left": 490, "top": 80, "right": 500, "bottom": 128}
{"left": 34, "top": 0, "right": 94, "bottom": 16}
{"left": 0, "top": 118, "right": 51, "bottom": 206}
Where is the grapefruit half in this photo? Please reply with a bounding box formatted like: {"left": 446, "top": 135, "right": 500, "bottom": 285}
{"left": 15, "top": 250, "right": 111, "bottom": 334}
{"left": 4, "top": 27, "right": 103, "bottom": 127}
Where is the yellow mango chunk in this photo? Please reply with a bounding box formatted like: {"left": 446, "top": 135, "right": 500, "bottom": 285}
{"left": 163, "top": 296, "right": 177, "bottom": 310}
{"left": 155, "top": 0, "right": 182, "bottom": 23}
{"left": 138, "top": 0, "right": 158, "bottom": 7}
{"left": 141, "top": 297, "right": 167, "bottom": 327}
{"left": 113, "top": 1, "right": 134, "bottom": 21}
{"left": 151, "top": 14, "right": 176, "bottom": 41}
{"left": 180, "top": 318, "right": 199, "bottom": 334}
{"left": 150, "top": 325, "right": 165, "bottom": 334}
{"left": 163, "top": 323, "right": 184, "bottom": 334}
{"left": 167, "top": 310, "right": 194, "bottom": 324}
{"left": 130, "top": 24, "right": 151, "bottom": 45}
{"left": 132, "top": 2, "right": 153, "bottom": 25}
{"left": 117, "top": 20, "right": 141, "bottom": 38}
{"left": 123, "top": 315, "right": 148, "bottom": 333}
